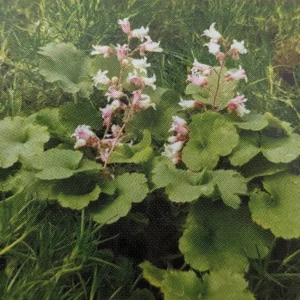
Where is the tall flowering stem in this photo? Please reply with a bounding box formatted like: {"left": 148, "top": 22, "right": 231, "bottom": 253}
{"left": 164, "top": 23, "right": 250, "bottom": 165}
{"left": 72, "top": 18, "right": 162, "bottom": 167}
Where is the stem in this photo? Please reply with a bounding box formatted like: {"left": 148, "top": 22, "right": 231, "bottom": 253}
{"left": 103, "top": 105, "right": 135, "bottom": 169}
{"left": 0, "top": 232, "right": 28, "bottom": 256}
{"left": 212, "top": 58, "right": 225, "bottom": 109}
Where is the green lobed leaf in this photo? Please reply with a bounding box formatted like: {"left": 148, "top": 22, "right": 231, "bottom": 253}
{"left": 59, "top": 101, "right": 102, "bottom": 132}
{"left": 139, "top": 261, "right": 166, "bottom": 288}
{"left": 229, "top": 131, "right": 260, "bottom": 166}
{"left": 249, "top": 173, "right": 300, "bottom": 239}
{"left": 24, "top": 149, "right": 83, "bottom": 180}
{"left": 161, "top": 270, "right": 203, "bottom": 300}
{"left": 179, "top": 201, "right": 274, "bottom": 273}
{"left": 263, "top": 112, "right": 293, "bottom": 137}
{"left": 109, "top": 130, "right": 153, "bottom": 164}
{"left": 50, "top": 176, "right": 101, "bottom": 210}
{"left": 213, "top": 170, "right": 248, "bottom": 209}
{"left": 239, "top": 154, "right": 287, "bottom": 180}
{"left": 34, "top": 108, "right": 70, "bottom": 137}
{"left": 91, "top": 173, "right": 148, "bottom": 224}
{"left": 261, "top": 133, "right": 300, "bottom": 163}
{"left": 140, "top": 262, "right": 202, "bottom": 300}
{"left": 182, "top": 112, "right": 239, "bottom": 170}
{"left": 0, "top": 117, "right": 50, "bottom": 168}
{"left": 38, "top": 42, "right": 92, "bottom": 97}
{"left": 127, "top": 88, "right": 181, "bottom": 141}
{"left": 202, "top": 270, "right": 255, "bottom": 300}
{"left": 151, "top": 158, "right": 214, "bottom": 202}
{"left": 236, "top": 114, "right": 269, "bottom": 131}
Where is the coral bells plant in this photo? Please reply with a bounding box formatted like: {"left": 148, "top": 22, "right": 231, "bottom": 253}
{"left": 72, "top": 18, "right": 162, "bottom": 167}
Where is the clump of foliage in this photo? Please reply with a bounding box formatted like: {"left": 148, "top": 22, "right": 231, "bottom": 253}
{"left": 1, "top": 5, "right": 300, "bottom": 300}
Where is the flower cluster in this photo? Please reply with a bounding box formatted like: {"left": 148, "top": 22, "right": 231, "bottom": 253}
{"left": 72, "top": 18, "right": 162, "bottom": 166}
{"left": 163, "top": 23, "right": 250, "bottom": 165}
{"left": 186, "top": 22, "right": 249, "bottom": 117}
{"left": 162, "top": 116, "right": 189, "bottom": 164}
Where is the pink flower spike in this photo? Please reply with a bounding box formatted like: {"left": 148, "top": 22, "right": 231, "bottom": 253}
{"left": 227, "top": 94, "right": 250, "bottom": 117}
{"left": 116, "top": 44, "right": 129, "bottom": 61}
{"left": 187, "top": 74, "right": 208, "bottom": 87}
{"left": 118, "top": 18, "right": 131, "bottom": 34}
{"left": 202, "top": 23, "right": 222, "bottom": 41}
{"left": 204, "top": 40, "right": 221, "bottom": 55}
{"left": 225, "top": 65, "right": 248, "bottom": 82}
{"left": 91, "top": 45, "right": 113, "bottom": 58}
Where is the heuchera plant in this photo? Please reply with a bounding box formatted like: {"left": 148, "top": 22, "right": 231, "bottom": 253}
{"left": 71, "top": 18, "right": 162, "bottom": 167}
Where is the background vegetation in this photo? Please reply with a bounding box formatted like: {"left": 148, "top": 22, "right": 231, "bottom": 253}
{"left": 0, "top": 0, "right": 300, "bottom": 299}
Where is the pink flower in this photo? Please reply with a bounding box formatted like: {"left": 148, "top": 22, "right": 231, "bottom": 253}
{"left": 105, "top": 87, "right": 125, "bottom": 101}
{"left": 204, "top": 40, "right": 221, "bottom": 55}
{"left": 132, "top": 90, "right": 142, "bottom": 106}
{"left": 142, "top": 74, "right": 156, "bottom": 90}
{"left": 91, "top": 45, "right": 113, "bottom": 58}
{"left": 131, "top": 26, "right": 149, "bottom": 41}
{"left": 230, "top": 40, "right": 247, "bottom": 60}
{"left": 192, "top": 59, "right": 212, "bottom": 76}
{"left": 227, "top": 94, "right": 250, "bottom": 117}
{"left": 118, "top": 18, "right": 131, "bottom": 34}
{"left": 92, "top": 70, "right": 110, "bottom": 86}
{"left": 131, "top": 57, "right": 151, "bottom": 74}
{"left": 128, "top": 72, "right": 145, "bottom": 89}
{"left": 116, "top": 44, "right": 129, "bottom": 61}
{"left": 100, "top": 105, "right": 114, "bottom": 127}
{"left": 179, "top": 99, "right": 197, "bottom": 109}
{"left": 139, "top": 37, "right": 163, "bottom": 55}
{"left": 187, "top": 74, "right": 208, "bottom": 87}
{"left": 169, "top": 116, "right": 189, "bottom": 136}
{"left": 71, "top": 125, "right": 96, "bottom": 149}
{"left": 162, "top": 141, "right": 185, "bottom": 164}
{"left": 132, "top": 91, "right": 155, "bottom": 110}
{"left": 225, "top": 65, "right": 248, "bottom": 82}
{"left": 202, "top": 23, "right": 222, "bottom": 41}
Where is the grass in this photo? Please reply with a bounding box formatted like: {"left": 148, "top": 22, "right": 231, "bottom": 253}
{"left": 1, "top": 0, "right": 300, "bottom": 299}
